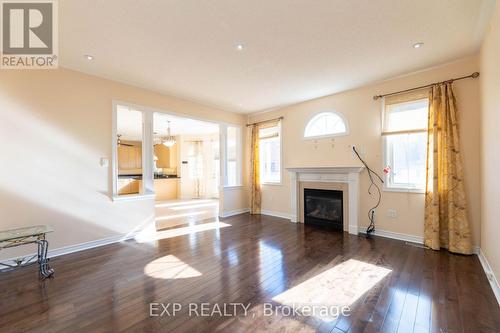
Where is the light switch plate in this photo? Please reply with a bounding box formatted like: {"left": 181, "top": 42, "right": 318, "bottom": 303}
{"left": 100, "top": 157, "right": 109, "bottom": 167}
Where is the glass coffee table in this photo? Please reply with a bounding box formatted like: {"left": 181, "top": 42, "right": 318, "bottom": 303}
{"left": 0, "top": 225, "right": 54, "bottom": 279}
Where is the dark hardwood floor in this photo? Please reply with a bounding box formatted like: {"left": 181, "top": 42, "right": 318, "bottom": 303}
{"left": 1, "top": 213, "right": 499, "bottom": 333}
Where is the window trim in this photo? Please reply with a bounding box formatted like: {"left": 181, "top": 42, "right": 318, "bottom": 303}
{"left": 303, "top": 110, "right": 349, "bottom": 140}
{"left": 260, "top": 122, "right": 283, "bottom": 185}
{"left": 381, "top": 98, "right": 429, "bottom": 194}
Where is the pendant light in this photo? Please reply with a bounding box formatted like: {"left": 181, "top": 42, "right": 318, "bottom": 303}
{"left": 162, "top": 121, "right": 176, "bottom": 147}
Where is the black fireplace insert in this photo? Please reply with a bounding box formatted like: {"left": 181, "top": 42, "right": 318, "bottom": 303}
{"left": 304, "top": 188, "right": 343, "bottom": 230}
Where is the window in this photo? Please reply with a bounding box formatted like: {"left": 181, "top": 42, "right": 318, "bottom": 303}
{"left": 260, "top": 123, "right": 281, "bottom": 184}
{"left": 383, "top": 96, "right": 429, "bottom": 192}
{"left": 304, "top": 111, "right": 348, "bottom": 138}
{"left": 226, "top": 126, "right": 242, "bottom": 186}
{"left": 187, "top": 141, "right": 203, "bottom": 180}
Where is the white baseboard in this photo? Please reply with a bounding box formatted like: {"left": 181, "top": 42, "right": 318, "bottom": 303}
{"left": 260, "top": 210, "right": 292, "bottom": 220}
{"left": 358, "top": 227, "right": 424, "bottom": 244}
{"left": 478, "top": 248, "right": 500, "bottom": 306}
{"left": 219, "top": 208, "right": 250, "bottom": 218}
{"left": 348, "top": 225, "right": 359, "bottom": 235}
{"left": 1, "top": 232, "right": 138, "bottom": 265}
{"left": 48, "top": 234, "right": 137, "bottom": 258}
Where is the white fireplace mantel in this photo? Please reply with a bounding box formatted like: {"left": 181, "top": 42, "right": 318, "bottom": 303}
{"left": 286, "top": 166, "right": 364, "bottom": 235}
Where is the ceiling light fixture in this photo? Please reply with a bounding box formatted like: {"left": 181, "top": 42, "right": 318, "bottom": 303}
{"left": 413, "top": 42, "right": 424, "bottom": 49}
{"left": 84, "top": 54, "right": 94, "bottom": 60}
{"left": 162, "top": 121, "right": 176, "bottom": 147}
{"left": 235, "top": 43, "right": 244, "bottom": 51}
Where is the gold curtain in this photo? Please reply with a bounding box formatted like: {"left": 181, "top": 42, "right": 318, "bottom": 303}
{"left": 424, "top": 82, "right": 472, "bottom": 254}
{"left": 250, "top": 124, "right": 261, "bottom": 214}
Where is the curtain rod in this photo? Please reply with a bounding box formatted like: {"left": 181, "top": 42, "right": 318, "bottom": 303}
{"left": 373, "top": 72, "right": 480, "bottom": 100}
{"left": 246, "top": 116, "right": 284, "bottom": 127}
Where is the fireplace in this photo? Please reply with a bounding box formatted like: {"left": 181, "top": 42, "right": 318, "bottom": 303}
{"left": 304, "top": 188, "right": 343, "bottom": 230}
{"left": 287, "top": 167, "right": 363, "bottom": 234}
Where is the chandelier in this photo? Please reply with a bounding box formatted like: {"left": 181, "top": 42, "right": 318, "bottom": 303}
{"left": 162, "top": 121, "right": 176, "bottom": 147}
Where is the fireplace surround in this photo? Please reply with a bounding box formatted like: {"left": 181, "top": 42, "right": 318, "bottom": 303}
{"left": 287, "top": 166, "right": 364, "bottom": 235}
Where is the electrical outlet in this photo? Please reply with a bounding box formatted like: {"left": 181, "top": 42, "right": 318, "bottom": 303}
{"left": 359, "top": 146, "right": 366, "bottom": 157}
{"left": 350, "top": 145, "right": 356, "bottom": 158}
{"left": 387, "top": 209, "right": 397, "bottom": 218}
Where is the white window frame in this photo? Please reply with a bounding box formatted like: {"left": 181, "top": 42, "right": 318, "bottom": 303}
{"left": 259, "top": 122, "right": 283, "bottom": 185}
{"left": 303, "top": 110, "right": 349, "bottom": 140}
{"left": 381, "top": 98, "right": 429, "bottom": 194}
{"left": 223, "top": 124, "right": 243, "bottom": 188}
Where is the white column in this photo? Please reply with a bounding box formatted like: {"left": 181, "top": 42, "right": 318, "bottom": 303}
{"left": 348, "top": 172, "right": 360, "bottom": 235}
{"left": 142, "top": 111, "right": 154, "bottom": 194}
{"left": 290, "top": 171, "right": 298, "bottom": 222}
{"left": 218, "top": 124, "right": 227, "bottom": 217}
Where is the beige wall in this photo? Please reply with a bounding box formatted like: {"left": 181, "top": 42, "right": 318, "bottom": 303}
{"left": 248, "top": 56, "right": 481, "bottom": 246}
{"left": 480, "top": 3, "right": 500, "bottom": 282}
{"left": 0, "top": 68, "right": 247, "bottom": 259}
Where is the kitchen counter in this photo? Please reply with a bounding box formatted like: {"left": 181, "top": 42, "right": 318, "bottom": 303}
{"left": 118, "top": 174, "right": 142, "bottom": 180}
{"left": 154, "top": 174, "right": 180, "bottom": 179}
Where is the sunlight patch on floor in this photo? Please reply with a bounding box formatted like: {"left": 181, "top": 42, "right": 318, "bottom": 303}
{"left": 144, "top": 254, "right": 202, "bottom": 279}
{"left": 155, "top": 211, "right": 208, "bottom": 221}
{"left": 155, "top": 199, "right": 214, "bottom": 208}
{"left": 272, "top": 259, "right": 391, "bottom": 321}
{"left": 168, "top": 202, "right": 219, "bottom": 211}
{"left": 134, "top": 221, "right": 231, "bottom": 243}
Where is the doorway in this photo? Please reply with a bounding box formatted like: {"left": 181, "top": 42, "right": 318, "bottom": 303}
{"left": 153, "top": 112, "right": 220, "bottom": 230}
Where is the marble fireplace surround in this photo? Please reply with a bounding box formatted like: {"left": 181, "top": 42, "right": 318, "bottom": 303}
{"left": 287, "top": 167, "right": 364, "bottom": 235}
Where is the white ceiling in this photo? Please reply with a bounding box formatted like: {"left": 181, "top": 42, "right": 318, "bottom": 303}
{"left": 117, "top": 106, "right": 219, "bottom": 141}
{"left": 60, "top": 0, "right": 494, "bottom": 113}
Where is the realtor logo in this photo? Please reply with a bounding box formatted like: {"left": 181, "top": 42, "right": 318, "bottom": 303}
{"left": 1, "top": 0, "right": 58, "bottom": 69}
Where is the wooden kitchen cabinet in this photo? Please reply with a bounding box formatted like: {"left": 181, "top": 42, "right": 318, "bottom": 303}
{"left": 154, "top": 178, "right": 178, "bottom": 200}
{"left": 117, "top": 178, "right": 142, "bottom": 195}
{"left": 154, "top": 144, "right": 170, "bottom": 168}
{"left": 118, "top": 144, "right": 142, "bottom": 170}
{"left": 154, "top": 143, "right": 177, "bottom": 170}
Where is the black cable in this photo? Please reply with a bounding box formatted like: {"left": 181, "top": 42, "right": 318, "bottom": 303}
{"left": 352, "top": 146, "right": 384, "bottom": 235}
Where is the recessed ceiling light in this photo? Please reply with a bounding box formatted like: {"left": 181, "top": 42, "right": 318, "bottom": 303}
{"left": 235, "top": 43, "right": 244, "bottom": 51}
{"left": 413, "top": 42, "right": 424, "bottom": 49}
{"left": 84, "top": 54, "right": 94, "bottom": 60}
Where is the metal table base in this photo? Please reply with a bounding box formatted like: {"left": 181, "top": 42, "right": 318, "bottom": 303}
{"left": 0, "top": 226, "right": 54, "bottom": 279}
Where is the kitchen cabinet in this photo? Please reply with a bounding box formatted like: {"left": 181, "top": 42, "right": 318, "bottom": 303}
{"left": 154, "top": 143, "right": 177, "bottom": 171}
{"left": 118, "top": 145, "right": 142, "bottom": 170}
{"left": 117, "top": 178, "right": 142, "bottom": 195}
{"left": 154, "top": 178, "right": 178, "bottom": 200}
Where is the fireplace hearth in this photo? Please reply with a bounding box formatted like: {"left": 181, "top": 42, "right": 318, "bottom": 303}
{"left": 304, "top": 188, "right": 343, "bottom": 230}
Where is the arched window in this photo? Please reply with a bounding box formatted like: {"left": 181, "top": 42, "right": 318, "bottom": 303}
{"left": 304, "top": 111, "right": 348, "bottom": 139}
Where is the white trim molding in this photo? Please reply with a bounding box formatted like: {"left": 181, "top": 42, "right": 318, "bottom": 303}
{"left": 219, "top": 208, "right": 250, "bottom": 218}
{"left": 357, "top": 228, "right": 480, "bottom": 254}
{"left": 286, "top": 166, "right": 364, "bottom": 235}
{"left": 261, "top": 210, "right": 292, "bottom": 220}
{"left": 478, "top": 248, "right": 500, "bottom": 306}
{"left": 0, "top": 233, "right": 138, "bottom": 265}
{"left": 357, "top": 228, "right": 424, "bottom": 244}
